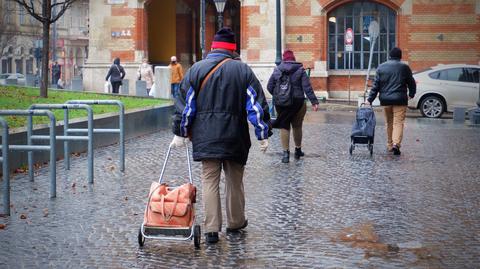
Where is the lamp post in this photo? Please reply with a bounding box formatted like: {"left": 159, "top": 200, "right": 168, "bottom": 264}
{"left": 275, "top": 0, "right": 282, "bottom": 66}
{"left": 213, "top": 0, "right": 227, "bottom": 30}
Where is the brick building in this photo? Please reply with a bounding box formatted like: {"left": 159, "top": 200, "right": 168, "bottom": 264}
{"left": 84, "top": 0, "right": 480, "bottom": 98}
{"left": 0, "top": 0, "right": 89, "bottom": 87}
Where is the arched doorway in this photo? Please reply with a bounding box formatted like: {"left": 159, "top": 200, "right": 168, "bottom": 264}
{"left": 144, "top": 0, "right": 241, "bottom": 67}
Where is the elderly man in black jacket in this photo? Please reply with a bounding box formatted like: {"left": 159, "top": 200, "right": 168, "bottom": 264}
{"left": 367, "top": 47, "right": 416, "bottom": 155}
{"left": 170, "top": 28, "right": 271, "bottom": 244}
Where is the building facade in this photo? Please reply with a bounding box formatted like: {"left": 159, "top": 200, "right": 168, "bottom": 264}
{"left": 85, "top": 0, "right": 480, "bottom": 97}
{"left": 0, "top": 0, "right": 89, "bottom": 87}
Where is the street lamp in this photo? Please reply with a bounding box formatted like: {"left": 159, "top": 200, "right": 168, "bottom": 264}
{"left": 275, "top": 0, "right": 282, "bottom": 66}
{"left": 213, "top": 0, "right": 227, "bottom": 29}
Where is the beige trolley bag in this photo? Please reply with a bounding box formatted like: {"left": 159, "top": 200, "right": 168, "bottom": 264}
{"left": 138, "top": 144, "right": 201, "bottom": 249}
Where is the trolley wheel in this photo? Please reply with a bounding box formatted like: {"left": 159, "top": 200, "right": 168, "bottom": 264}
{"left": 369, "top": 144, "right": 373, "bottom": 156}
{"left": 138, "top": 227, "right": 145, "bottom": 247}
{"left": 349, "top": 144, "right": 353, "bottom": 155}
{"left": 193, "top": 225, "right": 201, "bottom": 249}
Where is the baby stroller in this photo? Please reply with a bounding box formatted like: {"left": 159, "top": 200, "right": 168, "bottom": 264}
{"left": 350, "top": 103, "right": 376, "bottom": 156}
{"left": 138, "top": 145, "right": 201, "bottom": 249}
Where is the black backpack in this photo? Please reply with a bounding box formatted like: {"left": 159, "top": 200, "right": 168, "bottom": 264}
{"left": 273, "top": 71, "right": 293, "bottom": 107}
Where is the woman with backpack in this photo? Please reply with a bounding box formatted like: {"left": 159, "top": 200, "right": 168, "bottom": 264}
{"left": 105, "top": 57, "right": 126, "bottom": 94}
{"left": 267, "top": 50, "right": 319, "bottom": 163}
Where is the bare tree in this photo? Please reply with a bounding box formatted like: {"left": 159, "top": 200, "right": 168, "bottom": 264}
{"left": 13, "top": 0, "right": 78, "bottom": 97}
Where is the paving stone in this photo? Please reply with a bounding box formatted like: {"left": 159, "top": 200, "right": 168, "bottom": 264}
{"left": 0, "top": 111, "right": 479, "bottom": 268}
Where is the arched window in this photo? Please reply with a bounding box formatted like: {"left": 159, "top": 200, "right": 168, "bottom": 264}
{"left": 328, "top": 1, "right": 396, "bottom": 70}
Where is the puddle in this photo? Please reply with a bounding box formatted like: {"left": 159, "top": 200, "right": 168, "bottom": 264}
{"left": 333, "top": 222, "right": 441, "bottom": 263}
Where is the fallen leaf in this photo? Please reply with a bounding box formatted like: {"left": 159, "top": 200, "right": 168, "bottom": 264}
{"left": 124, "top": 197, "right": 128, "bottom": 201}
{"left": 416, "top": 139, "right": 420, "bottom": 142}
{"left": 72, "top": 182, "right": 76, "bottom": 188}
{"left": 43, "top": 209, "right": 49, "bottom": 217}
{"left": 20, "top": 214, "right": 27, "bottom": 219}
{"left": 0, "top": 224, "right": 6, "bottom": 229}
{"left": 107, "top": 157, "right": 112, "bottom": 161}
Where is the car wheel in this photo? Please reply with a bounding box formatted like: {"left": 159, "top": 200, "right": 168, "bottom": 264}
{"left": 420, "top": 96, "right": 444, "bottom": 118}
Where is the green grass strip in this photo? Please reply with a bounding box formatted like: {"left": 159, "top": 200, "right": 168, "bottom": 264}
{"left": 0, "top": 86, "right": 171, "bottom": 128}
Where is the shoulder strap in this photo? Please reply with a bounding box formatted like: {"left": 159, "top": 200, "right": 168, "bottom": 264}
{"left": 199, "top": 58, "right": 231, "bottom": 92}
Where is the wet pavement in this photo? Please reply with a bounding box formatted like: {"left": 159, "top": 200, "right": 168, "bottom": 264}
{"left": 0, "top": 110, "right": 479, "bottom": 268}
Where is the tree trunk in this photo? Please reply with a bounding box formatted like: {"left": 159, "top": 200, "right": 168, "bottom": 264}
{"left": 41, "top": 22, "right": 50, "bottom": 98}
{"left": 40, "top": 0, "right": 52, "bottom": 98}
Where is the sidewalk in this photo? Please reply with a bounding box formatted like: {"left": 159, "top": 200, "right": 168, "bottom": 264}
{"left": 0, "top": 111, "right": 478, "bottom": 268}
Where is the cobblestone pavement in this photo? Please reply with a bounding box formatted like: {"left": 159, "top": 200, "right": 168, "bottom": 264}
{"left": 1, "top": 111, "right": 479, "bottom": 268}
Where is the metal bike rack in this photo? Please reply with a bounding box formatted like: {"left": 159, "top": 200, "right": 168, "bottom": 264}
{"left": 65, "top": 100, "right": 125, "bottom": 172}
{"left": 29, "top": 104, "right": 95, "bottom": 184}
{"left": 0, "top": 117, "right": 10, "bottom": 215}
{"left": 0, "top": 110, "right": 57, "bottom": 206}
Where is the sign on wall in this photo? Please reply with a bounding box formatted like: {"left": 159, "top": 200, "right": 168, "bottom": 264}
{"left": 107, "top": 0, "right": 125, "bottom": 4}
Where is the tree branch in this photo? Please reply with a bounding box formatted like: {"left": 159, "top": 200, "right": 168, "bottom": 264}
{"left": 51, "top": 0, "right": 78, "bottom": 23}
{"left": 12, "top": 0, "right": 46, "bottom": 23}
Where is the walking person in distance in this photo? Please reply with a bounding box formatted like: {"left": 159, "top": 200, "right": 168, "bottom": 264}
{"left": 105, "top": 57, "right": 126, "bottom": 94}
{"left": 367, "top": 47, "right": 416, "bottom": 155}
{"left": 267, "top": 49, "right": 319, "bottom": 163}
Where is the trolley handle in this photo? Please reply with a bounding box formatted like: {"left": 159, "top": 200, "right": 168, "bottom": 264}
{"left": 360, "top": 102, "right": 373, "bottom": 108}
{"left": 158, "top": 144, "right": 193, "bottom": 184}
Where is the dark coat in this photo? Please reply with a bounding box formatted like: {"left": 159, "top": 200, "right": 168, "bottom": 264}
{"left": 266, "top": 61, "right": 318, "bottom": 129}
{"left": 105, "top": 58, "right": 126, "bottom": 83}
{"left": 367, "top": 58, "right": 416, "bottom": 106}
{"left": 172, "top": 50, "right": 271, "bottom": 165}
{"left": 266, "top": 61, "right": 319, "bottom": 105}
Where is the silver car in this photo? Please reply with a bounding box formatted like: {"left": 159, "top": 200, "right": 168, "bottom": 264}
{"left": 408, "top": 64, "right": 480, "bottom": 118}
{"left": 0, "top": 73, "right": 26, "bottom": 86}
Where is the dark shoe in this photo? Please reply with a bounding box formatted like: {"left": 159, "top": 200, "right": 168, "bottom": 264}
{"left": 282, "top": 150, "right": 290, "bottom": 163}
{"left": 392, "top": 144, "right": 401, "bottom": 155}
{"left": 205, "top": 232, "right": 219, "bottom": 244}
{"left": 226, "top": 220, "right": 248, "bottom": 233}
{"left": 294, "top": 147, "right": 305, "bottom": 159}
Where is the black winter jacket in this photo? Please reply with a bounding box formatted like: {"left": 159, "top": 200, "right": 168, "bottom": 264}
{"left": 367, "top": 58, "right": 416, "bottom": 106}
{"left": 105, "top": 58, "right": 126, "bottom": 83}
{"left": 172, "top": 50, "right": 271, "bottom": 165}
{"left": 266, "top": 61, "right": 319, "bottom": 105}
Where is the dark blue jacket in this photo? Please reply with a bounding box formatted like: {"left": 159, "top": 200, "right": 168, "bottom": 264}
{"left": 172, "top": 50, "right": 271, "bottom": 165}
{"left": 105, "top": 58, "right": 126, "bottom": 83}
{"left": 367, "top": 58, "right": 416, "bottom": 106}
{"left": 266, "top": 61, "right": 319, "bottom": 105}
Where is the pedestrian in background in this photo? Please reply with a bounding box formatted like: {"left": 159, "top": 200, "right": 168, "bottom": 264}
{"left": 137, "top": 58, "right": 154, "bottom": 95}
{"left": 267, "top": 49, "right": 319, "bottom": 163}
{"left": 105, "top": 57, "right": 126, "bottom": 94}
{"left": 52, "top": 61, "right": 61, "bottom": 88}
{"left": 367, "top": 47, "right": 416, "bottom": 155}
{"left": 168, "top": 56, "right": 183, "bottom": 98}
{"left": 170, "top": 27, "right": 271, "bottom": 244}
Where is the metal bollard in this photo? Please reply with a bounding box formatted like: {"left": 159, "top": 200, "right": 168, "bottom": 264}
{"left": 0, "top": 117, "right": 10, "bottom": 215}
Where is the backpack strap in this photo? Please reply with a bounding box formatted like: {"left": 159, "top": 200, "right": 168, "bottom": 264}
{"left": 199, "top": 58, "right": 231, "bottom": 93}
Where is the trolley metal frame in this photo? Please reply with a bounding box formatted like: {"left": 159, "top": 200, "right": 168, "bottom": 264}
{"left": 138, "top": 144, "right": 200, "bottom": 248}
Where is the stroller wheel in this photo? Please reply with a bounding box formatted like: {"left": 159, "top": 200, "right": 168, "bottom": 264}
{"left": 369, "top": 145, "right": 373, "bottom": 156}
{"left": 349, "top": 144, "right": 353, "bottom": 155}
{"left": 138, "top": 227, "right": 145, "bottom": 247}
{"left": 193, "top": 225, "right": 201, "bottom": 249}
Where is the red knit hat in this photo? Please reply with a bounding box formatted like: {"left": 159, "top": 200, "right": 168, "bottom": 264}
{"left": 282, "top": 50, "right": 296, "bottom": 61}
{"left": 211, "top": 27, "right": 237, "bottom": 51}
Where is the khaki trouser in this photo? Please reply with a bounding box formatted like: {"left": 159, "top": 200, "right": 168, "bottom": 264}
{"left": 201, "top": 160, "right": 246, "bottom": 233}
{"left": 280, "top": 102, "right": 307, "bottom": 151}
{"left": 383, "top": 105, "right": 407, "bottom": 149}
